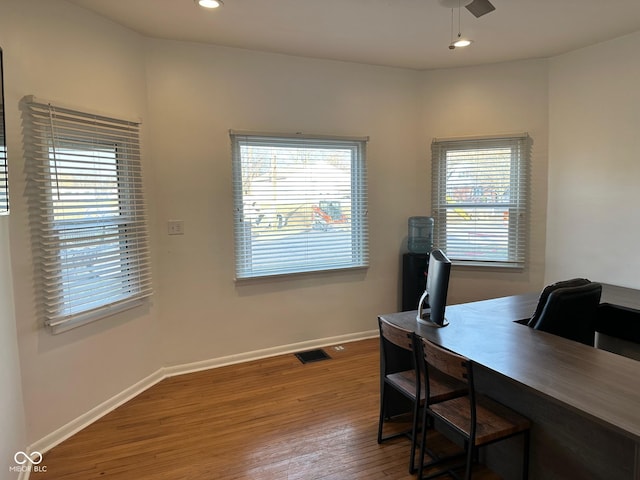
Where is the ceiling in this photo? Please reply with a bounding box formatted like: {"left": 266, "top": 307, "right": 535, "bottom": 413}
{"left": 68, "top": 0, "right": 640, "bottom": 70}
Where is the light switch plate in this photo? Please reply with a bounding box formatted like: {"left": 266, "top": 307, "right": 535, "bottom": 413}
{"left": 168, "top": 220, "right": 184, "bottom": 235}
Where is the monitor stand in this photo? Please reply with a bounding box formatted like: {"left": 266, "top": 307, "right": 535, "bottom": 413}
{"left": 416, "top": 290, "right": 449, "bottom": 327}
{"left": 417, "top": 312, "right": 449, "bottom": 327}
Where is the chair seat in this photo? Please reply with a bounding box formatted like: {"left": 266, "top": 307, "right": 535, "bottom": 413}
{"left": 387, "top": 370, "right": 421, "bottom": 400}
{"left": 387, "top": 370, "right": 467, "bottom": 404}
{"left": 429, "top": 369, "right": 467, "bottom": 404}
{"left": 429, "top": 395, "right": 531, "bottom": 446}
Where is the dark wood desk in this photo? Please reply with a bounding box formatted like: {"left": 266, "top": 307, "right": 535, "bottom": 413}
{"left": 379, "top": 284, "right": 640, "bottom": 480}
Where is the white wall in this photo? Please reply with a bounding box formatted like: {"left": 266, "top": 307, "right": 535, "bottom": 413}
{"left": 145, "top": 40, "right": 423, "bottom": 365}
{"left": 420, "top": 60, "right": 549, "bottom": 304}
{"left": 547, "top": 31, "right": 640, "bottom": 288}
{"left": 0, "top": 216, "right": 26, "bottom": 478}
{"left": 2, "top": 0, "right": 160, "bottom": 444}
{"left": 1, "top": 6, "right": 30, "bottom": 479}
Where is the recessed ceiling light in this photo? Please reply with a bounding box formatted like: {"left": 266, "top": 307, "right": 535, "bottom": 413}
{"left": 196, "top": 0, "right": 223, "bottom": 9}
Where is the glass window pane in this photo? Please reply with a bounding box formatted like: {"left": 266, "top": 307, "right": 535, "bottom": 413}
{"left": 431, "top": 135, "right": 531, "bottom": 267}
{"left": 232, "top": 134, "right": 368, "bottom": 278}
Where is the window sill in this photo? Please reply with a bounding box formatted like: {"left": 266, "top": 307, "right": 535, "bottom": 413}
{"left": 234, "top": 264, "right": 369, "bottom": 283}
{"left": 47, "top": 297, "right": 148, "bottom": 334}
{"left": 451, "top": 260, "right": 525, "bottom": 271}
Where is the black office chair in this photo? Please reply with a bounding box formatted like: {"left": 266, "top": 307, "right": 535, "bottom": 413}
{"left": 527, "top": 278, "right": 602, "bottom": 346}
{"left": 416, "top": 337, "right": 531, "bottom": 480}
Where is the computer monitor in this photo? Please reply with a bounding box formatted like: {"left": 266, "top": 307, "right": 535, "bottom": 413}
{"left": 416, "top": 249, "right": 452, "bottom": 327}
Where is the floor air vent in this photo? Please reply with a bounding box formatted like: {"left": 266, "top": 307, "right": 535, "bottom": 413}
{"left": 294, "top": 349, "right": 331, "bottom": 364}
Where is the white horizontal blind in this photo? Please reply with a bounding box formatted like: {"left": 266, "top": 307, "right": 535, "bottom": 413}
{"left": 231, "top": 132, "right": 369, "bottom": 279}
{"left": 25, "top": 98, "right": 152, "bottom": 332}
{"left": 0, "top": 101, "right": 7, "bottom": 213}
{"left": 431, "top": 134, "right": 531, "bottom": 268}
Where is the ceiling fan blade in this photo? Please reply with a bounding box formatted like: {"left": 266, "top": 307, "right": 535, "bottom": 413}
{"left": 465, "top": 0, "right": 495, "bottom": 18}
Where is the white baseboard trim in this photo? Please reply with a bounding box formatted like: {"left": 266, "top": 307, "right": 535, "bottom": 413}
{"left": 163, "top": 330, "right": 379, "bottom": 378}
{"left": 29, "top": 369, "right": 165, "bottom": 456}
{"left": 28, "top": 330, "right": 379, "bottom": 458}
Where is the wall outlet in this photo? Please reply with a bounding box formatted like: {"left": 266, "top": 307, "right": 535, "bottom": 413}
{"left": 167, "top": 220, "right": 184, "bottom": 235}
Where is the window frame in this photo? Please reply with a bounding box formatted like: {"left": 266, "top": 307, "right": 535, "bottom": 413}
{"left": 431, "top": 133, "right": 532, "bottom": 269}
{"left": 25, "top": 97, "right": 153, "bottom": 333}
{"left": 230, "top": 131, "right": 369, "bottom": 280}
{"left": 0, "top": 48, "right": 8, "bottom": 214}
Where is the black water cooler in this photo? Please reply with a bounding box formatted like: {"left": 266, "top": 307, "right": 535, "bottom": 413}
{"left": 401, "top": 252, "right": 429, "bottom": 311}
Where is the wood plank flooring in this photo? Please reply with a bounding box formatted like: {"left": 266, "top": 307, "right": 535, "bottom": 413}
{"left": 31, "top": 338, "right": 499, "bottom": 479}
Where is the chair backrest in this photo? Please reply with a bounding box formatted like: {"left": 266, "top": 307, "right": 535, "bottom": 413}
{"left": 378, "top": 317, "right": 415, "bottom": 374}
{"left": 527, "top": 278, "right": 591, "bottom": 327}
{"left": 379, "top": 316, "right": 414, "bottom": 351}
{"left": 419, "top": 338, "right": 479, "bottom": 436}
{"left": 419, "top": 337, "right": 471, "bottom": 390}
{"left": 528, "top": 281, "right": 602, "bottom": 346}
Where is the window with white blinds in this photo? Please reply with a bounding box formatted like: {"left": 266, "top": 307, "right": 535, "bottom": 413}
{"left": 0, "top": 106, "right": 7, "bottom": 213}
{"left": 0, "top": 48, "right": 7, "bottom": 214}
{"left": 24, "top": 97, "right": 152, "bottom": 333}
{"left": 431, "top": 134, "right": 531, "bottom": 268}
{"left": 231, "top": 131, "right": 369, "bottom": 279}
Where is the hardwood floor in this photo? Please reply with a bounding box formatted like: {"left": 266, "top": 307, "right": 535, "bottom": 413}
{"left": 32, "top": 338, "right": 499, "bottom": 479}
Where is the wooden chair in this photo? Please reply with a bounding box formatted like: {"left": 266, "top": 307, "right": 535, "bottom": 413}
{"left": 377, "top": 317, "right": 465, "bottom": 473}
{"left": 416, "top": 337, "right": 531, "bottom": 480}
